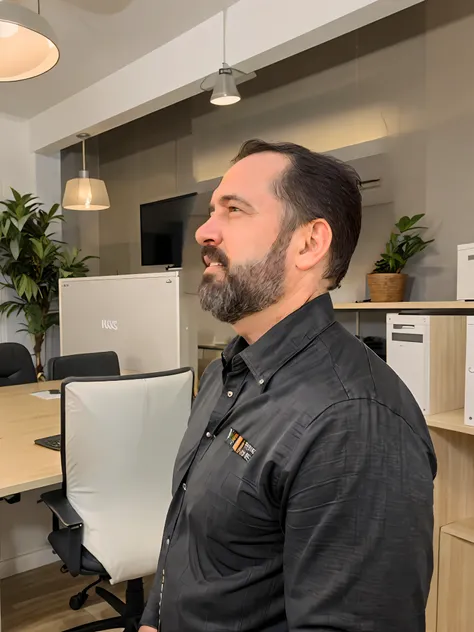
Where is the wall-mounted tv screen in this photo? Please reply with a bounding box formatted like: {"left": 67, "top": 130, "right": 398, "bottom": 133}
{"left": 140, "top": 192, "right": 197, "bottom": 267}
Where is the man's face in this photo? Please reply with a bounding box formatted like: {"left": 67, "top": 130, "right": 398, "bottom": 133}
{"left": 195, "top": 152, "right": 293, "bottom": 324}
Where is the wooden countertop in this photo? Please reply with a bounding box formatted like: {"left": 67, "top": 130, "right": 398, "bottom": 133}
{"left": 0, "top": 380, "right": 62, "bottom": 497}
{"left": 334, "top": 301, "right": 474, "bottom": 310}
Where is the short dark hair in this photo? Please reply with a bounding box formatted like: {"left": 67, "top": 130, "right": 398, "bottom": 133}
{"left": 232, "top": 139, "right": 362, "bottom": 290}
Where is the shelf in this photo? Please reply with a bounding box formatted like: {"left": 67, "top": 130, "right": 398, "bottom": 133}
{"left": 425, "top": 409, "right": 474, "bottom": 436}
{"left": 334, "top": 301, "right": 474, "bottom": 311}
{"left": 442, "top": 517, "right": 474, "bottom": 544}
{"left": 198, "top": 343, "right": 226, "bottom": 351}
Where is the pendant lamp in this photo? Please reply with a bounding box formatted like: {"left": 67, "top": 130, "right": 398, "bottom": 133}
{"left": 62, "top": 134, "right": 110, "bottom": 211}
{"left": 211, "top": 63, "right": 241, "bottom": 106}
{"left": 0, "top": 0, "right": 59, "bottom": 82}
{"left": 200, "top": 10, "right": 256, "bottom": 106}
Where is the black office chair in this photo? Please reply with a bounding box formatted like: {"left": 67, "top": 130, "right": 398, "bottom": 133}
{"left": 0, "top": 342, "right": 37, "bottom": 386}
{"left": 41, "top": 369, "right": 194, "bottom": 631}
{"left": 46, "top": 351, "right": 120, "bottom": 381}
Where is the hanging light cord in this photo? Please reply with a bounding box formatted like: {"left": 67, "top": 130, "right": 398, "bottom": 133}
{"left": 82, "top": 140, "right": 86, "bottom": 171}
{"left": 37, "top": 0, "right": 41, "bottom": 15}
{"left": 222, "top": 9, "right": 227, "bottom": 64}
{"left": 199, "top": 8, "right": 247, "bottom": 91}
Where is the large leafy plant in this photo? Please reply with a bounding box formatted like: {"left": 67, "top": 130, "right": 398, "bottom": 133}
{"left": 0, "top": 189, "right": 95, "bottom": 378}
{"left": 373, "top": 214, "right": 434, "bottom": 274}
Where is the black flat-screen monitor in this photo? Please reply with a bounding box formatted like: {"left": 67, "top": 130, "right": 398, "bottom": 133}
{"left": 140, "top": 192, "right": 196, "bottom": 267}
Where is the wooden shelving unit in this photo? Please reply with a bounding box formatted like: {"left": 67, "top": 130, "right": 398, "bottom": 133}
{"left": 425, "top": 409, "right": 474, "bottom": 436}
{"left": 441, "top": 517, "right": 474, "bottom": 542}
{"left": 333, "top": 300, "right": 474, "bottom": 337}
{"left": 334, "top": 301, "right": 474, "bottom": 311}
{"left": 438, "top": 517, "right": 474, "bottom": 632}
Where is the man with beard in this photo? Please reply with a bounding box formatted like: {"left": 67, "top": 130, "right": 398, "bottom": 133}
{"left": 140, "top": 140, "right": 436, "bottom": 632}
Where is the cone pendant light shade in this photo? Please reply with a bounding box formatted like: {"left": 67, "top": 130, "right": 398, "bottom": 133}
{"left": 62, "top": 135, "right": 110, "bottom": 211}
{"left": 210, "top": 63, "right": 241, "bottom": 106}
{"left": 0, "top": 1, "right": 59, "bottom": 82}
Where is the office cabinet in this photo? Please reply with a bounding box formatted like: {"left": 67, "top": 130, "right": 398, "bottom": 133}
{"left": 59, "top": 271, "right": 198, "bottom": 375}
{"left": 386, "top": 314, "right": 466, "bottom": 415}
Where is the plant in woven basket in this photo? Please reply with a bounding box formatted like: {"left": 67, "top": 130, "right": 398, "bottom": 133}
{"left": 368, "top": 214, "right": 434, "bottom": 302}
{"left": 0, "top": 189, "right": 96, "bottom": 378}
{"left": 373, "top": 214, "right": 434, "bottom": 274}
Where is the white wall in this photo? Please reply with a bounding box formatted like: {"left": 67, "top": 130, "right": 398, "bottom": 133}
{"left": 0, "top": 114, "right": 36, "bottom": 354}
{"left": 0, "top": 114, "right": 62, "bottom": 362}
{"left": 0, "top": 114, "right": 36, "bottom": 195}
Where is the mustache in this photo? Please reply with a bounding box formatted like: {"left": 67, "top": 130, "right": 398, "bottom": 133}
{"left": 201, "top": 245, "right": 229, "bottom": 268}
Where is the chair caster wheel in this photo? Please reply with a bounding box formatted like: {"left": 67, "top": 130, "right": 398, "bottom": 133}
{"left": 69, "top": 592, "right": 88, "bottom": 610}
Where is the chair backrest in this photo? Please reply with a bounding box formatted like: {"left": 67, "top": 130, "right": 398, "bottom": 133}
{"left": 61, "top": 368, "right": 194, "bottom": 584}
{"left": 0, "top": 342, "right": 37, "bottom": 386}
{"left": 47, "top": 351, "right": 120, "bottom": 381}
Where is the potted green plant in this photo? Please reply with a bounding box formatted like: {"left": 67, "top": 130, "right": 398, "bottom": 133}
{"left": 0, "top": 189, "right": 96, "bottom": 378}
{"left": 367, "top": 214, "right": 434, "bottom": 302}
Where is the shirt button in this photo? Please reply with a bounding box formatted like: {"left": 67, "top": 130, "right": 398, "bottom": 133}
{"left": 227, "top": 390, "right": 234, "bottom": 398}
{"left": 259, "top": 379, "right": 265, "bottom": 385}
{"left": 206, "top": 431, "right": 213, "bottom": 438}
{"left": 182, "top": 483, "right": 187, "bottom": 492}
{"left": 166, "top": 537, "right": 170, "bottom": 545}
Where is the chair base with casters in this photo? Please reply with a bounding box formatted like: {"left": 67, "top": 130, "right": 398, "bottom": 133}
{"left": 42, "top": 489, "right": 145, "bottom": 632}
{"left": 60, "top": 577, "right": 144, "bottom": 632}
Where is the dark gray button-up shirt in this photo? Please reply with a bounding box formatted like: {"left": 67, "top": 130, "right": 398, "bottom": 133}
{"left": 141, "top": 293, "right": 436, "bottom": 632}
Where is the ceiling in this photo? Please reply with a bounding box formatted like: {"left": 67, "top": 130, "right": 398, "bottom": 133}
{"left": 0, "top": 0, "right": 237, "bottom": 119}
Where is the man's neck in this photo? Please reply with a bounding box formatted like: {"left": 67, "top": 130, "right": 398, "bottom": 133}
{"left": 233, "top": 288, "right": 326, "bottom": 345}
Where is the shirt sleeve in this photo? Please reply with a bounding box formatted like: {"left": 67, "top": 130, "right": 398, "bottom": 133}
{"left": 282, "top": 398, "right": 435, "bottom": 632}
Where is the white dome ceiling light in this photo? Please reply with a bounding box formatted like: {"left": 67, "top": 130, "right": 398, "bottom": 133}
{"left": 0, "top": 0, "right": 59, "bottom": 82}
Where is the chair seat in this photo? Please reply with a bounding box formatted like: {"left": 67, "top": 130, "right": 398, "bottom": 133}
{"left": 49, "top": 529, "right": 108, "bottom": 576}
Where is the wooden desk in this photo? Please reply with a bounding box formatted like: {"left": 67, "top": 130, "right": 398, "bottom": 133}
{"left": 0, "top": 381, "right": 62, "bottom": 498}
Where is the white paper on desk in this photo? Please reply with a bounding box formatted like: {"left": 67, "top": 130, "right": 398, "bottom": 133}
{"left": 31, "top": 391, "right": 61, "bottom": 400}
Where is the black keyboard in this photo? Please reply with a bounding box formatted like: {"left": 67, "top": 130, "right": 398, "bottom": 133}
{"left": 35, "top": 434, "right": 61, "bottom": 451}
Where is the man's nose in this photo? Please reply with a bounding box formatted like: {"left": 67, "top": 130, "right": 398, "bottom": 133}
{"left": 195, "top": 215, "right": 223, "bottom": 247}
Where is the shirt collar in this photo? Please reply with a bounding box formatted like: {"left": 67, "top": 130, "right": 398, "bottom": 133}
{"left": 222, "top": 292, "right": 335, "bottom": 385}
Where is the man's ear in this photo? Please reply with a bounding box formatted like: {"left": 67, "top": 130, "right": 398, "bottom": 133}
{"left": 295, "top": 219, "right": 332, "bottom": 271}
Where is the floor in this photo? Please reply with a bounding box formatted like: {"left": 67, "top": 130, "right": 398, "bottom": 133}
{"left": 1, "top": 563, "right": 152, "bottom": 631}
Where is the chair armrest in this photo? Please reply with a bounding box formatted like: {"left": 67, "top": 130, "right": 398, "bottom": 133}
{"left": 41, "top": 489, "right": 83, "bottom": 528}
{"left": 41, "top": 489, "right": 84, "bottom": 576}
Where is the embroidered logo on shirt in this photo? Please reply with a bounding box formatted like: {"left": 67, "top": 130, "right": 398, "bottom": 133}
{"left": 226, "top": 428, "right": 256, "bottom": 462}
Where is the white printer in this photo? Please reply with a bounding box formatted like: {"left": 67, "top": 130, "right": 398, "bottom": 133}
{"left": 457, "top": 243, "right": 474, "bottom": 300}
{"left": 387, "top": 314, "right": 466, "bottom": 416}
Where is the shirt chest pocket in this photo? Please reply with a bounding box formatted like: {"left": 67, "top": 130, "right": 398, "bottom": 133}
{"left": 205, "top": 461, "right": 282, "bottom": 553}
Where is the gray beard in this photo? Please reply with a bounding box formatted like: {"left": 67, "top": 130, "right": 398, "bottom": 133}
{"left": 198, "top": 231, "right": 291, "bottom": 325}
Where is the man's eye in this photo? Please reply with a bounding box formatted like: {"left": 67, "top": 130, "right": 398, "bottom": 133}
{"left": 229, "top": 206, "right": 241, "bottom": 213}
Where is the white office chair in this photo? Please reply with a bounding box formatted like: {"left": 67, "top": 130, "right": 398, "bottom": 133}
{"left": 41, "top": 368, "right": 194, "bottom": 632}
